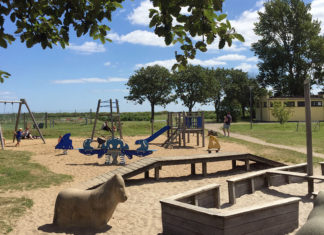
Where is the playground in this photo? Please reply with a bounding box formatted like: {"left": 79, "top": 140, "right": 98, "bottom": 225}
{"left": 1, "top": 132, "right": 324, "bottom": 234}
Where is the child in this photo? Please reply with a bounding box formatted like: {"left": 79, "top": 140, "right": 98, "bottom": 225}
{"left": 14, "top": 128, "right": 23, "bottom": 147}
{"left": 58, "top": 135, "right": 67, "bottom": 155}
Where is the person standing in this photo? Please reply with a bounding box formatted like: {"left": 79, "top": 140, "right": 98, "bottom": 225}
{"left": 14, "top": 128, "right": 23, "bottom": 147}
{"left": 223, "top": 112, "right": 232, "bottom": 137}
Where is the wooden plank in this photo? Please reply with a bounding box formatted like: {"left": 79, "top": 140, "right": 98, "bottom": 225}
{"left": 162, "top": 213, "right": 223, "bottom": 235}
{"left": 267, "top": 170, "right": 308, "bottom": 178}
{"left": 161, "top": 203, "right": 223, "bottom": 228}
{"left": 224, "top": 211, "right": 298, "bottom": 235}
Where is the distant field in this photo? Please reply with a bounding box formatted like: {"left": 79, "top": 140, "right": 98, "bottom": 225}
{"left": 230, "top": 122, "right": 324, "bottom": 154}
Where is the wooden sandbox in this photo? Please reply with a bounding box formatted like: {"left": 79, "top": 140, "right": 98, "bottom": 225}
{"left": 160, "top": 184, "right": 300, "bottom": 235}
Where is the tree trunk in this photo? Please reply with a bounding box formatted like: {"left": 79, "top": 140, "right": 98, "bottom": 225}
{"left": 150, "top": 103, "right": 155, "bottom": 135}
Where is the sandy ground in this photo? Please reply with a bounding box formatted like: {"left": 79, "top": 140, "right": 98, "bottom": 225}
{"left": 2, "top": 134, "right": 324, "bottom": 235}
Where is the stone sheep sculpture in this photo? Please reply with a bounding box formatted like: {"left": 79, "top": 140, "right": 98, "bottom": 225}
{"left": 297, "top": 191, "right": 324, "bottom": 235}
{"left": 53, "top": 174, "right": 127, "bottom": 229}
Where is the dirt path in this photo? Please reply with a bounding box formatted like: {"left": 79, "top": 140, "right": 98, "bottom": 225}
{"left": 205, "top": 123, "right": 324, "bottom": 159}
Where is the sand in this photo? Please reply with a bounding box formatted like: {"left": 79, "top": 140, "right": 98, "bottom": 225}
{"left": 2, "top": 134, "right": 324, "bottom": 235}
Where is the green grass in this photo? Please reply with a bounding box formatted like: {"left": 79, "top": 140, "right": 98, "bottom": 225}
{"left": 218, "top": 135, "right": 323, "bottom": 165}
{"left": 2, "top": 121, "right": 167, "bottom": 139}
{"left": 0, "top": 150, "right": 72, "bottom": 192}
{"left": 0, "top": 150, "right": 72, "bottom": 233}
{"left": 0, "top": 197, "right": 33, "bottom": 234}
{"left": 230, "top": 122, "right": 324, "bottom": 154}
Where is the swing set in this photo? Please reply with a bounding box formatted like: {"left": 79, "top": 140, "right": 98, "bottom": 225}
{"left": 0, "top": 98, "right": 45, "bottom": 149}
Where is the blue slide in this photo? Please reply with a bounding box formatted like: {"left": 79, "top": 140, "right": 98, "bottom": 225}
{"left": 135, "top": 125, "right": 171, "bottom": 144}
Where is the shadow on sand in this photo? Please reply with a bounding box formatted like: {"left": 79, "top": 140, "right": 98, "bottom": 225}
{"left": 38, "top": 223, "right": 111, "bottom": 235}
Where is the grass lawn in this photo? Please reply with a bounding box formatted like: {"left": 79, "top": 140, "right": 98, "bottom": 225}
{"left": 218, "top": 135, "right": 323, "bottom": 165}
{"left": 230, "top": 122, "right": 324, "bottom": 154}
{"left": 0, "top": 150, "right": 72, "bottom": 234}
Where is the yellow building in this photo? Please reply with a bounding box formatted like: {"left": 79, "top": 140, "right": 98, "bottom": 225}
{"left": 255, "top": 95, "right": 324, "bottom": 121}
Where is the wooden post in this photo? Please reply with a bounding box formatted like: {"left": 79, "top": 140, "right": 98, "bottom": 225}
{"left": 0, "top": 124, "right": 4, "bottom": 150}
{"left": 45, "top": 112, "right": 48, "bottom": 128}
{"left": 202, "top": 112, "right": 205, "bottom": 147}
{"left": 304, "top": 79, "right": 314, "bottom": 194}
{"left": 178, "top": 112, "right": 181, "bottom": 146}
{"left": 182, "top": 112, "right": 186, "bottom": 147}
{"left": 191, "top": 163, "right": 196, "bottom": 175}
{"left": 154, "top": 167, "right": 160, "bottom": 181}
{"left": 110, "top": 99, "right": 114, "bottom": 139}
{"left": 228, "top": 181, "right": 236, "bottom": 204}
{"left": 245, "top": 159, "right": 250, "bottom": 171}
{"left": 145, "top": 171, "right": 149, "bottom": 179}
{"left": 202, "top": 162, "right": 207, "bottom": 176}
{"left": 232, "top": 160, "right": 237, "bottom": 169}
{"left": 91, "top": 99, "right": 101, "bottom": 141}
{"left": 116, "top": 99, "right": 123, "bottom": 139}
{"left": 13, "top": 101, "right": 22, "bottom": 142}
{"left": 250, "top": 178, "right": 255, "bottom": 193}
{"left": 22, "top": 99, "right": 45, "bottom": 144}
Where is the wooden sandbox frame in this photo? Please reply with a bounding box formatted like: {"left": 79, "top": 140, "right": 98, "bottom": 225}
{"left": 160, "top": 184, "right": 300, "bottom": 235}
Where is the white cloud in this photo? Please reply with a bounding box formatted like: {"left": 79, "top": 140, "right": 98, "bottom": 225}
{"left": 104, "top": 61, "right": 111, "bottom": 67}
{"left": 53, "top": 77, "right": 128, "bottom": 84}
{"left": 216, "top": 54, "right": 246, "bottom": 61}
{"left": 136, "top": 58, "right": 226, "bottom": 70}
{"left": 127, "top": 0, "right": 156, "bottom": 25}
{"left": 311, "top": 0, "right": 324, "bottom": 33}
{"left": 235, "top": 63, "right": 257, "bottom": 72}
{"left": 230, "top": 8, "right": 263, "bottom": 47}
{"left": 107, "top": 30, "right": 168, "bottom": 47}
{"left": 67, "top": 42, "right": 106, "bottom": 54}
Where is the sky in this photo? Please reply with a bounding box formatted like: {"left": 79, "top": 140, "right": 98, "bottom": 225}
{"left": 0, "top": 0, "right": 323, "bottom": 114}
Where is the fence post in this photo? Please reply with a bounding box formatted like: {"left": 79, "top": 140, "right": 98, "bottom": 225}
{"left": 45, "top": 112, "right": 48, "bottom": 128}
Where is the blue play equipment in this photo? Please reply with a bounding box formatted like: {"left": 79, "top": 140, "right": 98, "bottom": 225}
{"left": 79, "top": 137, "right": 154, "bottom": 165}
{"left": 55, "top": 133, "right": 73, "bottom": 150}
{"left": 135, "top": 125, "right": 170, "bottom": 145}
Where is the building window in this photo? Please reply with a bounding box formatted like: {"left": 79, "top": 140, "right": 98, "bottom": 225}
{"left": 270, "top": 102, "right": 273, "bottom": 107}
{"left": 311, "top": 101, "right": 323, "bottom": 107}
{"left": 263, "top": 102, "right": 267, "bottom": 108}
{"left": 284, "top": 101, "right": 295, "bottom": 107}
{"left": 297, "top": 101, "right": 305, "bottom": 107}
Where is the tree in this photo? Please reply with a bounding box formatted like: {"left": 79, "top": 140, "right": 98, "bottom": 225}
{"left": 0, "top": 0, "right": 244, "bottom": 80}
{"left": 173, "top": 65, "right": 209, "bottom": 113}
{"left": 205, "top": 67, "right": 225, "bottom": 122}
{"left": 252, "top": 0, "right": 324, "bottom": 96}
{"left": 125, "top": 65, "right": 174, "bottom": 132}
{"left": 271, "top": 102, "right": 293, "bottom": 124}
{"left": 222, "top": 69, "right": 253, "bottom": 118}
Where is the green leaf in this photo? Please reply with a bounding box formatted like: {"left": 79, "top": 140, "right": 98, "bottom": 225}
{"left": 217, "top": 14, "right": 227, "bottom": 22}
{"left": 234, "top": 33, "right": 245, "bottom": 42}
{"left": 10, "top": 13, "right": 16, "bottom": 22}
{"left": 0, "top": 38, "right": 7, "bottom": 48}
{"left": 165, "top": 33, "right": 173, "bottom": 45}
{"left": 219, "top": 38, "right": 225, "bottom": 49}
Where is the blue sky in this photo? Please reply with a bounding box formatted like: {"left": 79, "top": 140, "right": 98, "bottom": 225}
{"left": 0, "top": 0, "right": 323, "bottom": 113}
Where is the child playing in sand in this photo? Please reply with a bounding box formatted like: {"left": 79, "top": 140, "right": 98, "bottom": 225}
{"left": 14, "top": 128, "right": 23, "bottom": 147}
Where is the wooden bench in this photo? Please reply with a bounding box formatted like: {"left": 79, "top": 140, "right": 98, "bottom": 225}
{"left": 160, "top": 185, "right": 300, "bottom": 235}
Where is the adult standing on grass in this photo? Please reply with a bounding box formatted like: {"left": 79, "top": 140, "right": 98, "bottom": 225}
{"left": 14, "top": 128, "right": 23, "bottom": 147}
{"left": 223, "top": 112, "right": 232, "bottom": 137}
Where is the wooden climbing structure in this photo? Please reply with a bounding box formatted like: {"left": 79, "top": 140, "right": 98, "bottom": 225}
{"left": 91, "top": 98, "right": 122, "bottom": 141}
{"left": 162, "top": 112, "right": 205, "bottom": 148}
